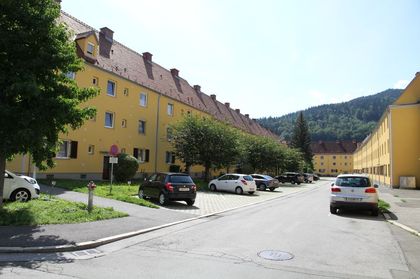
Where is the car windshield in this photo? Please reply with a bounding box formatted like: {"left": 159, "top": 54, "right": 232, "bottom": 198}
{"left": 243, "top": 175, "right": 254, "bottom": 181}
{"left": 261, "top": 175, "right": 273, "bottom": 180}
{"left": 335, "top": 177, "right": 371, "bottom": 187}
{"left": 170, "top": 175, "right": 193, "bottom": 183}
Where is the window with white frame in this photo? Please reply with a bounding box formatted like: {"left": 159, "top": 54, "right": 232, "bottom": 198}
{"left": 121, "top": 119, "right": 127, "bottom": 128}
{"left": 88, "top": 145, "right": 95, "bottom": 155}
{"left": 167, "top": 103, "right": 174, "bottom": 116}
{"left": 139, "top": 149, "right": 150, "bottom": 163}
{"left": 138, "top": 120, "right": 146, "bottom": 134}
{"left": 140, "top": 93, "right": 147, "bottom": 107}
{"left": 123, "top": 88, "right": 129, "bottom": 96}
{"left": 87, "top": 42, "right": 95, "bottom": 55}
{"left": 105, "top": 112, "right": 114, "bottom": 128}
{"left": 107, "top": 80, "right": 116, "bottom": 96}
{"left": 57, "top": 140, "right": 71, "bottom": 158}
{"left": 165, "top": 151, "right": 175, "bottom": 164}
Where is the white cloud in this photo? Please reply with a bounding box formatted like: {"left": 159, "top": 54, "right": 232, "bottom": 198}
{"left": 393, "top": 79, "right": 409, "bottom": 89}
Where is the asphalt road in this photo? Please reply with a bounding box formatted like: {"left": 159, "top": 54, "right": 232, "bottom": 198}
{"left": 1, "top": 179, "right": 419, "bottom": 278}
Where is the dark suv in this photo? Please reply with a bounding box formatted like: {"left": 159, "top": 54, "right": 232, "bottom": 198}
{"left": 275, "top": 172, "right": 304, "bottom": 185}
{"left": 138, "top": 173, "right": 197, "bottom": 206}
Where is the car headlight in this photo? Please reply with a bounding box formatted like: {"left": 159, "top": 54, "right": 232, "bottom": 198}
{"left": 24, "top": 178, "right": 37, "bottom": 184}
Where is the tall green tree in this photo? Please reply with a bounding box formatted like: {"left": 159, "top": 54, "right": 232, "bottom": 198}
{"left": 291, "top": 112, "right": 313, "bottom": 169}
{"left": 171, "top": 115, "right": 240, "bottom": 181}
{"left": 0, "top": 0, "right": 99, "bottom": 206}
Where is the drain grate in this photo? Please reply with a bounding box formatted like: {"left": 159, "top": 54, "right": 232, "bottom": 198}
{"left": 258, "top": 250, "right": 294, "bottom": 261}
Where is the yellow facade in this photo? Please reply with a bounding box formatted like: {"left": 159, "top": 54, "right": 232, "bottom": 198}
{"left": 313, "top": 154, "right": 354, "bottom": 176}
{"left": 354, "top": 73, "right": 420, "bottom": 188}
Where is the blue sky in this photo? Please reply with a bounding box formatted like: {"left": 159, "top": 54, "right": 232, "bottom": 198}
{"left": 62, "top": 0, "right": 420, "bottom": 118}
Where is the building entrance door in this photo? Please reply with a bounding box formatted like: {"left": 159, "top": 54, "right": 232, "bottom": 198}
{"left": 102, "top": 156, "right": 110, "bottom": 180}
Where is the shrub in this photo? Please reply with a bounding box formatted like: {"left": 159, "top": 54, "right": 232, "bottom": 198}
{"left": 114, "top": 153, "right": 139, "bottom": 182}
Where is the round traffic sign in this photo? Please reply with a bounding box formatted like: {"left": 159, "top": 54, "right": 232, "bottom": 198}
{"left": 109, "top": 144, "right": 119, "bottom": 156}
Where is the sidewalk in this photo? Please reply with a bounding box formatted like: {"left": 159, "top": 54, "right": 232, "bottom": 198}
{"left": 379, "top": 185, "right": 420, "bottom": 235}
{"left": 0, "top": 183, "right": 315, "bottom": 252}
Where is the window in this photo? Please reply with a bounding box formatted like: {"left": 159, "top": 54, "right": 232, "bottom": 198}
{"left": 344, "top": 162, "right": 347, "bottom": 166}
{"left": 56, "top": 140, "right": 78, "bottom": 159}
{"left": 92, "top": 77, "right": 98, "bottom": 86}
{"left": 138, "top": 120, "right": 146, "bottom": 134}
{"left": 133, "top": 148, "right": 139, "bottom": 159}
{"left": 65, "top": 72, "right": 75, "bottom": 79}
{"left": 124, "top": 88, "right": 129, "bottom": 96}
{"left": 332, "top": 155, "right": 336, "bottom": 159}
{"left": 167, "top": 103, "right": 174, "bottom": 116}
{"left": 167, "top": 127, "right": 173, "bottom": 141}
{"left": 344, "top": 155, "right": 347, "bottom": 159}
{"left": 320, "top": 156, "right": 324, "bottom": 160}
{"left": 105, "top": 112, "right": 114, "bottom": 128}
{"left": 165, "top": 151, "right": 175, "bottom": 164}
{"left": 121, "top": 119, "right": 127, "bottom": 128}
{"left": 140, "top": 93, "right": 147, "bottom": 107}
{"left": 332, "top": 162, "right": 336, "bottom": 166}
{"left": 321, "top": 162, "right": 324, "bottom": 166}
{"left": 107, "top": 80, "right": 116, "bottom": 96}
{"left": 88, "top": 145, "right": 95, "bottom": 155}
{"left": 87, "top": 42, "right": 95, "bottom": 55}
{"left": 139, "top": 149, "right": 150, "bottom": 162}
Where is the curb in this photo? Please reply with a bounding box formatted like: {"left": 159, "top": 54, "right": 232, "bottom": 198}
{"left": 383, "top": 213, "right": 420, "bottom": 238}
{"left": 0, "top": 185, "right": 317, "bottom": 254}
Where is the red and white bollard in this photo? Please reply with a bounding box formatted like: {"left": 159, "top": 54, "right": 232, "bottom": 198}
{"left": 87, "top": 181, "right": 96, "bottom": 213}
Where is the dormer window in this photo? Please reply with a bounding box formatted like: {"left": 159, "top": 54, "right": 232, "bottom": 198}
{"left": 87, "top": 42, "right": 95, "bottom": 55}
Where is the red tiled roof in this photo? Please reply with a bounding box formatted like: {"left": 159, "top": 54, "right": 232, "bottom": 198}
{"left": 311, "top": 141, "right": 358, "bottom": 154}
{"left": 60, "top": 11, "right": 277, "bottom": 139}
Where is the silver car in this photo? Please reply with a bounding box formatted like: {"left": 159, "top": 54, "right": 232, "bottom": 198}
{"left": 3, "top": 170, "right": 41, "bottom": 202}
{"left": 209, "top": 174, "right": 256, "bottom": 195}
{"left": 330, "top": 174, "right": 379, "bottom": 216}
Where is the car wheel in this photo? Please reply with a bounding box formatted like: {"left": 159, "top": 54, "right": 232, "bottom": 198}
{"left": 11, "top": 189, "right": 31, "bottom": 202}
{"left": 330, "top": 206, "right": 337, "bottom": 214}
{"left": 291, "top": 181, "right": 295, "bottom": 185}
{"left": 235, "top": 187, "right": 243, "bottom": 195}
{"left": 186, "top": 199, "right": 195, "bottom": 206}
{"left": 259, "top": 184, "right": 266, "bottom": 191}
{"left": 269, "top": 187, "right": 275, "bottom": 191}
{"left": 297, "top": 181, "right": 301, "bottom": 185}
{"left": 371, "top": 208, "right": 379, "bottom": 217}
{"left": 209, "top": 184, "right": 217, "bottom": 192}
{"left": 158, "top": 192, "right": 167, "bottom": 205}
{"left": 248, "top": 191, "right": 255, "bottom": 195}
{"left": 138, "top": 189, "right": 145, "bottom": 199}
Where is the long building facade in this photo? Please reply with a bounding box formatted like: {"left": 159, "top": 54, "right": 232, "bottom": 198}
{"left": 312, "top": 141, "right": 358, "bottom": 176}
{"left": 6, "top": 11, "right": 277, "bottom": 180}
{"left": 353, "top": 73, "right": 420, "bottom": 188}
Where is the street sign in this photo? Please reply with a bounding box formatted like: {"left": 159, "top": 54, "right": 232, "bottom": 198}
{"left": 109, "top": 144, "right": 119, "bottom": 156}
{"left": 109, "top": 157, "right": 118, "bottom": 164}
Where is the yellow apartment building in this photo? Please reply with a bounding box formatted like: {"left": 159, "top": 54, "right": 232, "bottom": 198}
{"left": 353, "top": 73, "right": 420, "bottom": 188}
{"left": 311, "top": 141, "right": 358, "bottom": 176}
{"left": 6, "top": 11, "right": 277, "bottom": 180}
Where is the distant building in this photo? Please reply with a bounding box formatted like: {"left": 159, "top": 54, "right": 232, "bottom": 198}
{"left": 311, "top": 141, "right": 358, "bottom": 176}
{"left": 353, "top": 73, "right": 420, "bottom": 188}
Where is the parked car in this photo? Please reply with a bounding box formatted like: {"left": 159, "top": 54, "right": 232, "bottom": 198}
{"left": 138, "top": 172, "right": 197, "bottom": 206}
{"left": 313, "top": 174, "right": 320, "bottom": 181}
{"left": 208, "top": 174, "right": 256, "bottom": 195}
{"left": 3, "top": 170, "right": 40, "bottom": 202}
{"left": 275, "top": 172, "right": 304, "bottom": 185}
{"left": 330, "top": 174, "right": 379, "bottom": 216}
{"left": 250, "top": 174, "right": 280, "bottom": 191}
{"left": 303, "top": 173, "right": 314, "bottom": 183}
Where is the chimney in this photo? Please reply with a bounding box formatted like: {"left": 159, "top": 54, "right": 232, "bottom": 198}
{"left": 143, "top": 52, "right": 152, "bottom": 62}
{"left": 170, "top": 68, "right": 179, "bottom": 77}
{"left": 210, "top": 94, "right": 216, "bottom": 101}
{"left": 245, "top": 114, "right": 249, "bottom": 118}
{"left": 225, "top": 102, "right": 230, "bottom": 108}
{"left": 100, "top": 27, "right": 114, "bottom": 43}
{"left": 235, "top": 109, "right": 240, "bottom": 113}
{"left": 193, "top": 85, "right": 201, "bottom": 92}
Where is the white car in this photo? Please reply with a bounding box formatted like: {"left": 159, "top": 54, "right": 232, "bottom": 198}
{"left": 330, "top": 174, "right": 379, "bottom": 216}
{"left": 208, "top": 174, "right": 256, "bottom": 195}
{"left": 3, "top": 170, "right": 41, "bottom": 202}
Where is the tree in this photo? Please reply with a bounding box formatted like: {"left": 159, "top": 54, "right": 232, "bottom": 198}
{"left": 171, "top": 115, "right": 240, "bottom": 181}
{"left": 113, "top": 153, "right": 139, "bottom": 182}
{"left": 0, "top": 0, "right": 99, "bottom": 206}
{"left": 290, "top": 112, "right": 313, "bottom": 168}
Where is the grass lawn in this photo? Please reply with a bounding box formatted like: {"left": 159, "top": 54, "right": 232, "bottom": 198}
{"left": 0, "top": 195, "right": 127, "bottom": 226}
{"left": 39, "top": 179, "right": 158, "bottom": 209}
{"left": 378, "top": 199, "right": 391, "bottom": 213}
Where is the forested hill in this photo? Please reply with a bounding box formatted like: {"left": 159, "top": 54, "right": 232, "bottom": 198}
{"left": 258, "top": 89, "right": 403, "bottom": 142}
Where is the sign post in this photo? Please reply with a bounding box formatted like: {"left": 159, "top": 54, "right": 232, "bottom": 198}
{"left": 109, "top": 145, "right": 119, "bottom": 194}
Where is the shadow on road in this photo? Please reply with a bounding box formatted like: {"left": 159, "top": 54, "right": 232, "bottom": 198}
{"left": 334, "top": 209, "right": 386, "bottom": 222}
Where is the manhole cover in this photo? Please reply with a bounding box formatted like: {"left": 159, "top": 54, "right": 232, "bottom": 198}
{"left": 258, "top": 250, "right": 294, "bottom": 261}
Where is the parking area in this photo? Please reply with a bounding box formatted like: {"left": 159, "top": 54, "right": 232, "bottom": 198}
{"left": 160, "top": 184, "right": 317, "bottom": 216}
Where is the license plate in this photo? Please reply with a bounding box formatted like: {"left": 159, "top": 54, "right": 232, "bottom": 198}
{"left": 179, "top": 187, "right": 189, "bottom": 192}
{"left": 346, "top": 198, "right": 362, "bottom": 201}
